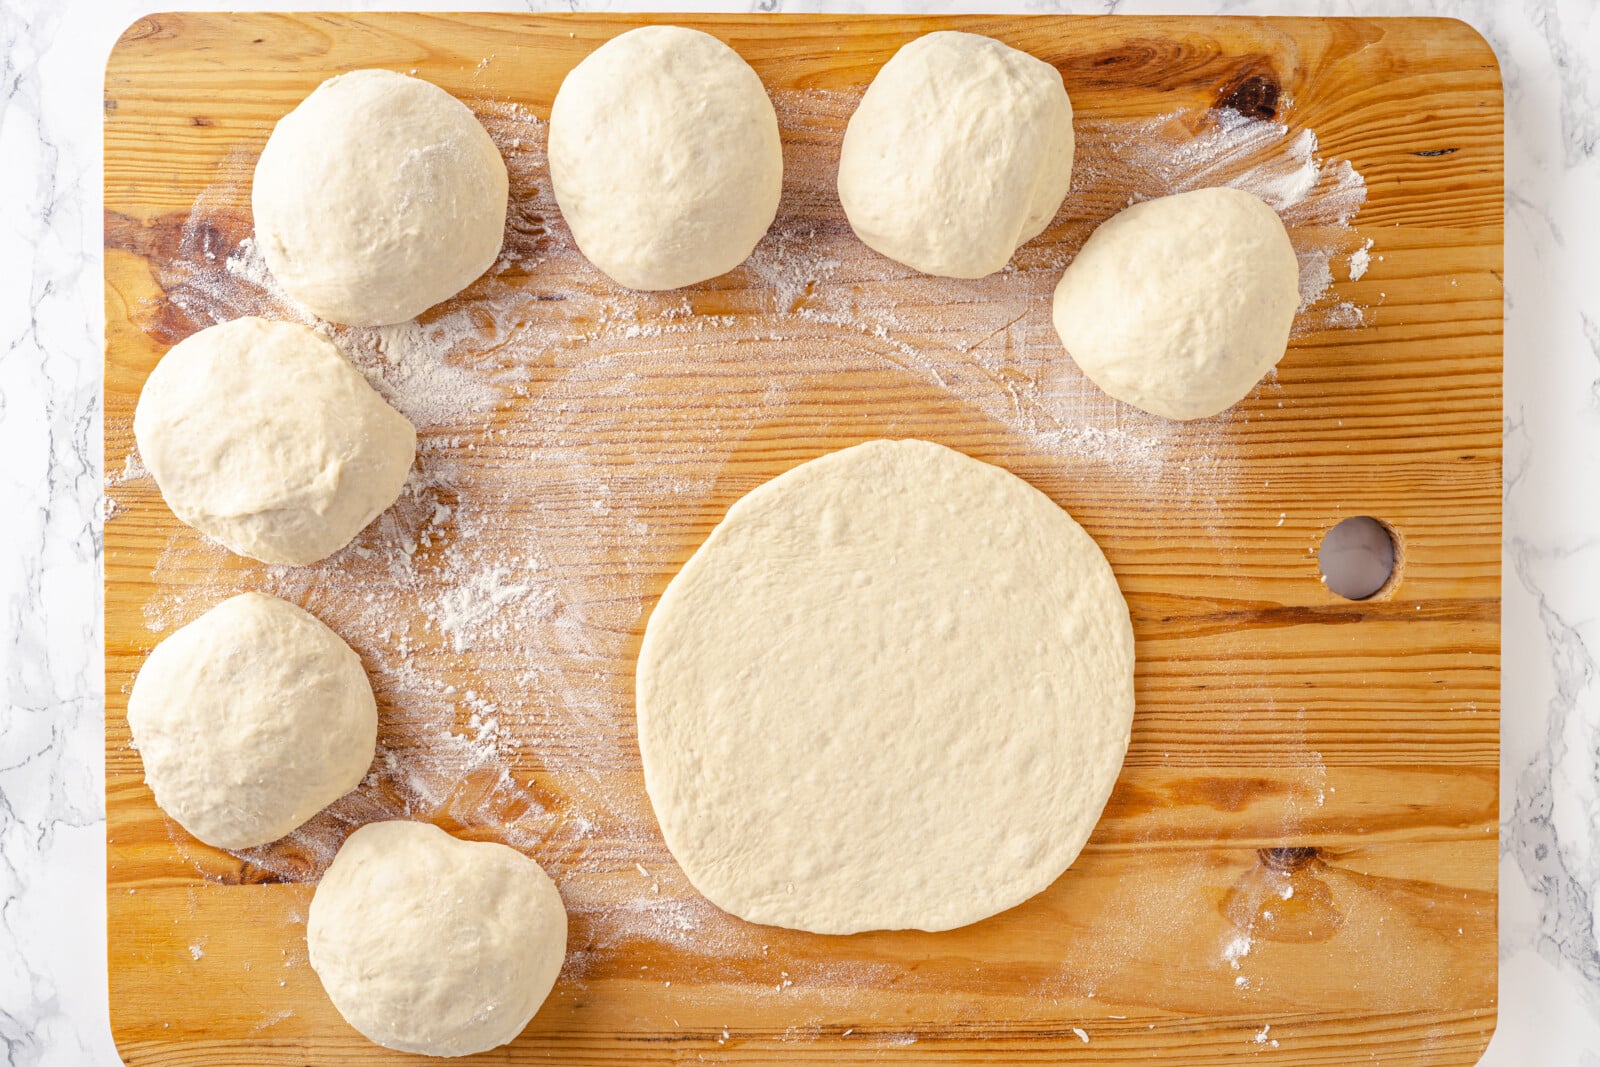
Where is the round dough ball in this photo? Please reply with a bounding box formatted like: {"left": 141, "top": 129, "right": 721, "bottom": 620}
{"left": 1052, "top": 186, "right": 1300, "bottom": 421}
{"left": 637, "top": 439, "right": 1134, "bottom": 934}
{"left": 133, "top": 317, "right": 416, "bottom": 566}
{"left": 548, "top": 26, "right": 782, "bottom": 291}
{"left": 838, "top": 31, "right": 1074, "bottom": 279}
{"left": 308, "top": 821, "right": 568, "bottom": 1058}
{"left": 127, "top": 593, "right": 377, "bottom": 850}
{"left": 253, "top": 68, "right": 509, "bottom": 326}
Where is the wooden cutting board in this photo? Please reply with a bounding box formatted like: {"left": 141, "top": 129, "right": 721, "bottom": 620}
{"left": 103, "top": 12, "right": 1502, "bottom": 1065}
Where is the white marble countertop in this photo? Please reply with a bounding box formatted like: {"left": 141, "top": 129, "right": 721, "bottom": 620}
{"left": 2, "top": 0, "right": 1596, "bottom": 1061}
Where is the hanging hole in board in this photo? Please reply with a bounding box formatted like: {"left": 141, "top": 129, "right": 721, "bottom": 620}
{"left": 1318, "top": 517, "right": 1399, "bottom": 600}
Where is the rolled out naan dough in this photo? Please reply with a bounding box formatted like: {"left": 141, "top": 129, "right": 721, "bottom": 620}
{"left": 308, "top": 821, "right": 568, "bottom": 1057}
{"left": 636, "top": 439, "right": 1135, "bottom": 934}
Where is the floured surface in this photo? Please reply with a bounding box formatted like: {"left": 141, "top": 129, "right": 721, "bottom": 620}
{"left": 118, "top": 85, "right": 1363, "bottom": 883}
{"left": 115, "top": 85, "right": 1367, "bottom": 940}
{"left": 104, "top": 13, "right": 1501, "bottom": 1066}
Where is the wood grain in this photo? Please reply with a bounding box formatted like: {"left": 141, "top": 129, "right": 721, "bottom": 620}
{"left": 104, "top": 12, "right": 1502, "bottom": 1065}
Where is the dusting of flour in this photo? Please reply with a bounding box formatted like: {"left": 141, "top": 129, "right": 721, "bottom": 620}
{"left": 107, "top": 89, "right": 1370, "bottom": 1003}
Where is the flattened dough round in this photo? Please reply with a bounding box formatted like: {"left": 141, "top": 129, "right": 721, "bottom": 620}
{"left": 636, "top": 439, "right": 1134, "bottom": 934}
{"left": 134, "top": 317, "right": 416, "bottom": 566}
{"left": 308, "top": 821, "right": 568, "bottom": 1058}
{"left": 548, "top": 25, "right": 782, "bottom": 290}
{"left": 127, "top": 592, "right": 377, "bottom": 850}
{"left": 838, "top": 31, "right": 1075, "bottom": 278}
{"left": 253, "top": 68, "right": 509, "bottom": 326}
{"left": 1052, "top": 186, "right": 1300, "bottom": 421}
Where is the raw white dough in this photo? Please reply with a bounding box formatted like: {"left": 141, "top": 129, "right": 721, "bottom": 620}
{"left": 1052, "top": 186, "right": 1300, "bottom": 421}
{"left": 133, "top": 317, "right": 416, "bottom": 566}
{"left": 308, "top": 821, "right": 568, "bottom": 1058}
{"left": 126, "top": 593, "right": 377, "bottom": 850}
{"left": 548, "top": 26, "right": 782, "bottom": 291}
{"left": 636, "top": 439, "right": 1135, "bottom": 934}
{"left": 837, "top": 31, "right": 1075, "bottom": 279}
{"left": 252, "top": 68, "right": 509, "bottom": 326}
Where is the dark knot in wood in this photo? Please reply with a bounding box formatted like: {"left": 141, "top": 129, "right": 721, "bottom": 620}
{"left": 1259, "top": 845, "right": 1320, "bottom": 871}
{"left": 1217, "top": 71, "right": 1282, "bottom": 121}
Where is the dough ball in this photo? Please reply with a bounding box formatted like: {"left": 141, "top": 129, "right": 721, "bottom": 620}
{"left": 637, "top": 439, "right": 1134, "bottom": 934}
{"left": 548, "top": 26, "right": 782, "bottom": 291}
{"left": 1052, "top": 186, "right": 1300, "bottom": 421}
{"left": 252, "top": 69, "right": 509, "bottom": 326}
{"left": 837, "top": 31, "right": 1074, "bottom": 279}
{"left": 133, "top": 317, "right": 416, "bottom": 566}
{"left": 308, "top": 821, "right": 568, "bottom": 1058}
{"left": 126, "top": 593, "right": 377, "bottom": 851}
